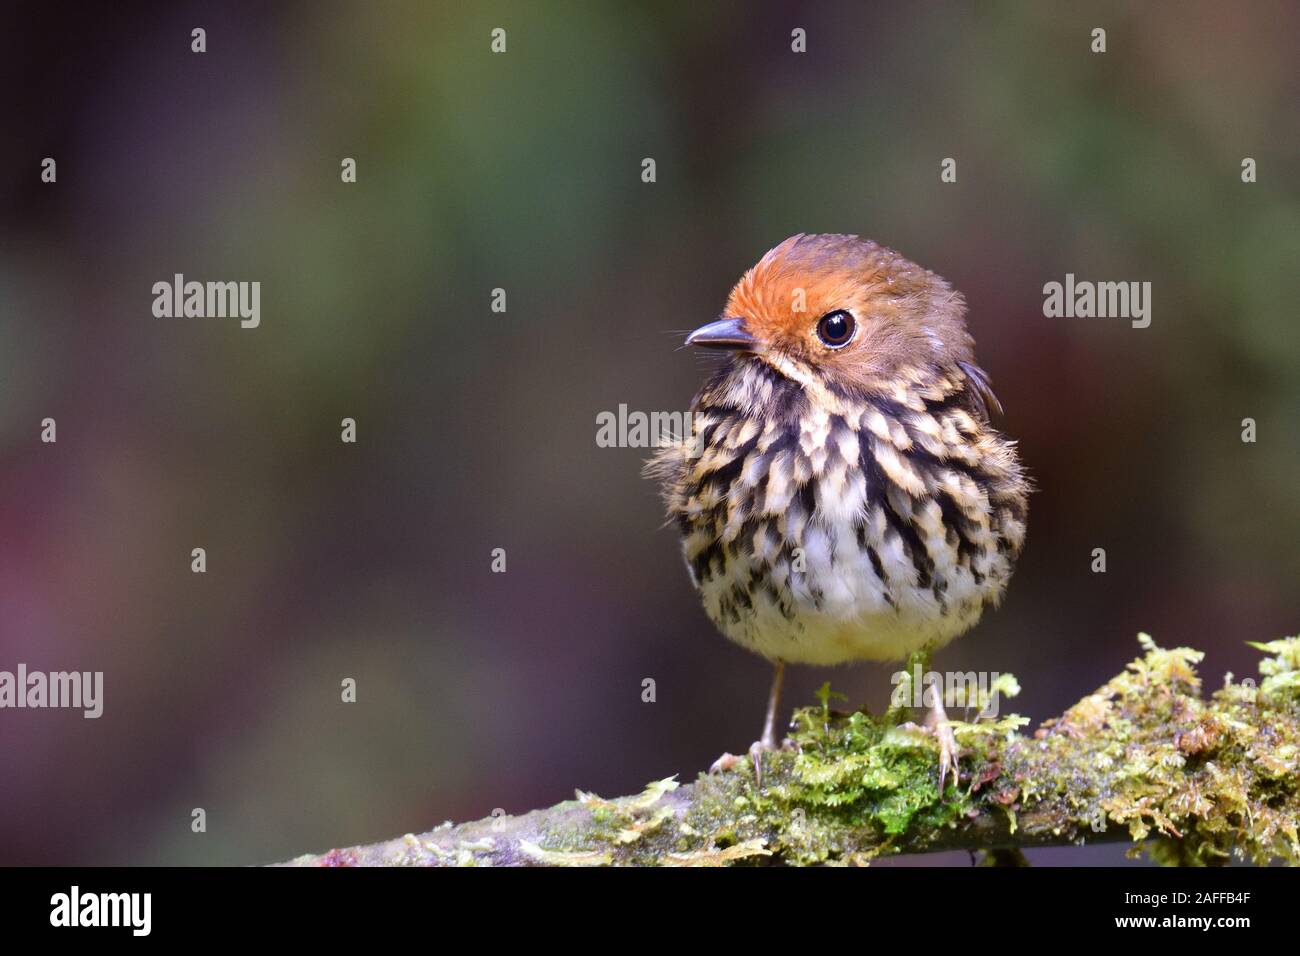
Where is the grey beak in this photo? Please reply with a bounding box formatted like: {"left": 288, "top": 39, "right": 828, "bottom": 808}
{"left": 685, "top": 317, "right": 756, "bottom": 350}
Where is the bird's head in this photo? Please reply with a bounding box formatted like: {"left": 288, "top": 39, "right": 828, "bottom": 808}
{"left": 687, "top": 234, "right": 975, "bottom": 395}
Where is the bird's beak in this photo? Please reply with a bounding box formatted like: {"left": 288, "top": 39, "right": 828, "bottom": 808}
{"left": 685, "top": 317, "right": 756, "bottom": 350}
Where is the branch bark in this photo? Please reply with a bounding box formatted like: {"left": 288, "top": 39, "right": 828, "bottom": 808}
{"left": 279, "top": 777, "right": 1128, "bottom": 868}
{"left": 281, "top": 635, "right": 1300, "bottom": 867}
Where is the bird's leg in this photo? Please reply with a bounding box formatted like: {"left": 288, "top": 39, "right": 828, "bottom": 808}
{"left": 710, "top": 660, "right": 787, "bottom": 788}
{"left": 899, "top": 648, "right": 960, "bottom": 794}
{"left": 758, "top": 658, "right": 786, "bottom": 751}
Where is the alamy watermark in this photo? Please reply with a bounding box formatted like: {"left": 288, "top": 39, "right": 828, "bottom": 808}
{"left": 890, "top": 663, "right": 1011, "bottom": 718}
{"left": 0, "top": 664, "right": 102, "bottom": 718}
{"left": 50, "top": 886, "right": 150, "bottom": 936}
{"left": 152, "top": 274, "right": 260, "bottom": 328}
{"left": 596, "top": 404, "right": 704, "bottom": 458}
{"left": 1043, "top": 273, "right": 1151, "bottom": 328}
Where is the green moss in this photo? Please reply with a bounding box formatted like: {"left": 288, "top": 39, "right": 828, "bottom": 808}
{"left": 1000, "top": 633, "right": 1300, "bottom": 865}
{"left": 470, "top": 634, "right": 1300, "bottom": 866}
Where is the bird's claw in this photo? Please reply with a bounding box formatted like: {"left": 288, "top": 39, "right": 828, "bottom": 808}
{"left": 709, "top": 738, "right": 789, "bottom": 789}
{"left": 933, "top": 720, "right": 959, "bottom": 794}
{"left": 708, "top": 752, "right": 744, "bottom": 775}
{"left": 899, "top": 717, "right": 961, "bottom": 795}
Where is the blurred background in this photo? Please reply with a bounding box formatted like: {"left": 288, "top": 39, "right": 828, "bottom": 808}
{"left": 1, "top": 0, "right": 1296, "bottom": 865}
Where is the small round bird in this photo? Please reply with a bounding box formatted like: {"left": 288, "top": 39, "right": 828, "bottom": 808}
{"left": 648, "top": 234, "right": 1029, "bottom": 789}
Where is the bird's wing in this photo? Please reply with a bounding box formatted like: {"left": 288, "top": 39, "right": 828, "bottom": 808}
{"left": 957, "top": 360, "right": 1004, "bottom": 421}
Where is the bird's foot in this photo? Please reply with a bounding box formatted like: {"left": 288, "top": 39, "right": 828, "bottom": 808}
{"left": 899, "top": 708, "right": 961, "bottom": 795}
{"left": 708, "top": 751, "right": 744, "bottom": 775}
{"left": 931, "top": 719, "right": 960, "bottom": 795}
{"left": 709, "top": 737, "right": 791, "bottom": 789}
{"left": 710, "top": 661, "right": 791, "bottom": 789}
{"left": 894, "top": 648, "right": 961, "bottom": 794}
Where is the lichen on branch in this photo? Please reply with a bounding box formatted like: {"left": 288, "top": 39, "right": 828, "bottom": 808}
{"left": 282, "top": 634, "right": 1300, "bottom": 867}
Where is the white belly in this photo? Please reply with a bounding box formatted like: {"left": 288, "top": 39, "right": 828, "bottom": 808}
{"left": 690, "top": 513, "right": 990, "bottom": 665}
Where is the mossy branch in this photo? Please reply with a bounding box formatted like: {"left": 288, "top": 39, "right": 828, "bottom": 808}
{"left": 282, "top": 635, "right": 1300, "bottom": 867}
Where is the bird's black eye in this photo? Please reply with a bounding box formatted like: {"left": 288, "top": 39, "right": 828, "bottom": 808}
{"left": 816, "top": 310, "right": 855, "bottom": 348}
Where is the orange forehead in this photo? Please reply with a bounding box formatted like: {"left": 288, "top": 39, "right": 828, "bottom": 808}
{"left": 724, "top": 234, "right": 933, "bottom": 340}
{"left": 727, "top": 268, "right": 867, "bottom": 336}
{"left": 708, "top": 234, "right": 973, "bottom": 379}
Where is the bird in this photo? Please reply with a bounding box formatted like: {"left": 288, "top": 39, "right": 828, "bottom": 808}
{"left": 647, "top": 234, "right": 1029, "bottom": 790}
